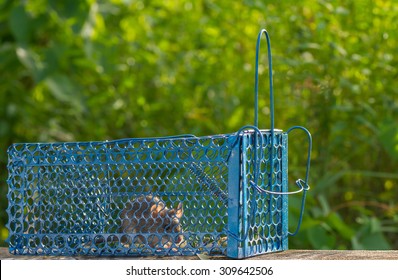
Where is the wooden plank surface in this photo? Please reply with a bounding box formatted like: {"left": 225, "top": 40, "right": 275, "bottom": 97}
{"left": 1, "top": 248, "right": 398, "bottom": 260}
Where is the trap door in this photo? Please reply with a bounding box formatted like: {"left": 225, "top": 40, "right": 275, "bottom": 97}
{"left": 227, "top": 131, "right": 288, "bottom": 259}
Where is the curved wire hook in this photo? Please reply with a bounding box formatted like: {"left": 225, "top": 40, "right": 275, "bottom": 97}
{"left": 286, "top": 125, "right": 312, "bottom": 236}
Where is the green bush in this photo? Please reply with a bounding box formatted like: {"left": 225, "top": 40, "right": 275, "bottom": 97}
{"left": 1, "top": 0, "right": 397, "bottom": 249}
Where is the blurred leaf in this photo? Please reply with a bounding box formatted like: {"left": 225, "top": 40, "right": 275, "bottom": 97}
{"left": 352, "top": 216, "right": 391, "bottom": 250}
{"left": 353, "top": 232, "right": 391, "bottom": 250}
{"left": 44, "top": 73, "right": 85, "bottom": 112}
{"left": 327, "top": 212, "right": 355, "bottom": 240}
{"left": 378, "top": 120, "right": 398, "bottom": 161}
{"left": 15, "top": 46, "right": 44, "bottom": 82}
{"left": 9, "top": 5, "right": 31, "bottom": 43}
{"left": 306, "top": 225, "right": 335, "bottom": 249}
{"left": 317, "top": 194, "right": 330, "bottom": 216}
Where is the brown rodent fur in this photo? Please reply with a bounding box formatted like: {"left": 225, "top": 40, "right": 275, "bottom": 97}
{"left": 119, "top": 195, "right": 184, "bottom": 249}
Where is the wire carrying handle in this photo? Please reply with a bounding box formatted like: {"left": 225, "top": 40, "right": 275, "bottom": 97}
{"left": 253, "top": 29, "right": 276, "bottom": 191}
{"left": 254, "top": 29, "right": 274, "bottom": 130}
{"left": 251, "top": 29, "right": 312, "bottom": 237}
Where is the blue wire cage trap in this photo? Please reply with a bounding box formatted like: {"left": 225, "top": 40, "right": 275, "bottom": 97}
{"left": 6, "top": 29, "right": 312, "bottom": 259}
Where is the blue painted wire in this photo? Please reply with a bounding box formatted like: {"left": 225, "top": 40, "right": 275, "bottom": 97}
{"left": 286, "top": 126, "right": 312, "bottom": 236}
{"left": 255, "top": 29, "right": 275, "bottom": 194}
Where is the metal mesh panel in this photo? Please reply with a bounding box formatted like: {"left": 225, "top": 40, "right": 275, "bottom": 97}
{"left": 224, "top": 130, "right": 288, "bottom": 258}
{"left": 7, "top": 135, "right": 234, "bottom": 256}
{"left": 240, "top": 132, "right": 288, "bottom": 257}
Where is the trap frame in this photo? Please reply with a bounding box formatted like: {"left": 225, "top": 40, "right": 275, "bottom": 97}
{"left": 6, "top": 29, "right": 312, "bottom": 259}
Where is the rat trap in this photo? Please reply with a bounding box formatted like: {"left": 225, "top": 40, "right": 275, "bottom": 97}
{"left": 6, "top": 29, "right": 311, "bottom": 258}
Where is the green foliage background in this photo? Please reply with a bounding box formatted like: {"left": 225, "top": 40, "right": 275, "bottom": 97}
{"left": 1, "top": 0, "right": 397, "bottom": 250}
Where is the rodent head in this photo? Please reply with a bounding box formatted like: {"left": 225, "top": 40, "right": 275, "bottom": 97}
{"left": 150, "top": 202, "right": 183, "bottom": 234}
